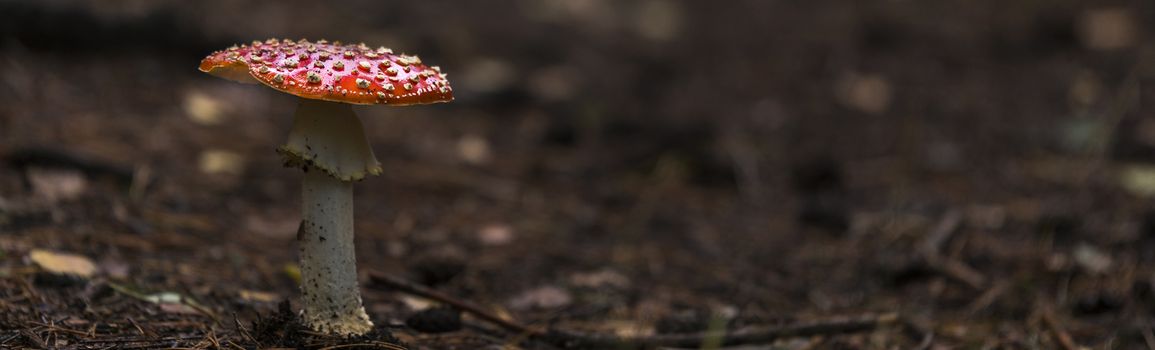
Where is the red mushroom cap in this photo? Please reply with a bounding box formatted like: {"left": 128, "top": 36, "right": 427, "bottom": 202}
{"left": 199, "top": 39, "right": 452, "bottom": 106}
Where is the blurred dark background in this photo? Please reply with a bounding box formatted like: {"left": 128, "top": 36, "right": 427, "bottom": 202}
{"left": 2, "top": 0, "right": 1155, "bottom": 347}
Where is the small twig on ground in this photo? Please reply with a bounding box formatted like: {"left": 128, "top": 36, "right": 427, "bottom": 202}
{"left": 913, "top": 332, "right": 933, "bottom": 350}
{"left": 225, "top": 340, "right": 247, "bottom": 350}
{"left": 924, "top": 256, "right": 986, "bottom": 290}
{"left": 921, "top": 210, "right": 963, "bottom": 255}
{"left": 20, "top": 330, "right": 47, "bottom": 349}
{"left": 1039, "top": 307, "right": 1080, "bottom": 350}
{"left": 899, "top": 316, "right": 934, "bottom": 346}
{"left": 232, "top": 313, "right": 258, "bottom": 346}
{"left": 127, "top": 317, "right": 150, "bottom": 338}
{"left": 203, "top": 328, "right": 221, "bottom": 349}
{"left": 368, "top": 272, "right": 539, "bottom": 336}
{"left": 78, "top": 335, "right": 206, "bottom": 344}
{"left": 545, "top": 313, "right": 898, "bottom": 349}
{"left": 1142, "top": 327, "right": 1155, "bottom": 350}
{"left": 368, "top": 271, "right": 899, "bottom": 349}
{"left": 26, "top": 321, "right": 90, "bottom": 337}
{"left": 316, "top": 342, "right": 408, "bottom": 350}
{"left": 920, "top": 210, "right": 987, "bottom": 290}
{"left": 967, "top": 281, "right": 1010, "bottom": 314}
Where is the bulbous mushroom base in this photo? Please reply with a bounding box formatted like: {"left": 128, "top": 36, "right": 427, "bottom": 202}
{"left": 298, "top": 169, "right": 374, "bottom": 336}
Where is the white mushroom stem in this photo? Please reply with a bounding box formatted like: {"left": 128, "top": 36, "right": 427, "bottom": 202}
{"left": 299, "top": 170, "right": 372, "bottom": 335}
{"left": 283, "top": 99, "right": 378, "bottom": 336}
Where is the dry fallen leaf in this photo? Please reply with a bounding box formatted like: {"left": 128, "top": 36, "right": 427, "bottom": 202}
{"left": 100, "top": 259, "right": 131, "bottom": 280}
{"left": 399, "top": 295, "right": 435, "bottom": 311}
{"left": 1078, "top": 8, "right": 1135, "bottom": 50}
{"left": 457, "top": 134, "right": 492, "bottom": 165}
{"left": 28, "top": 249, "right": 97, "bottom": 278}
{"left": 184, "top": 91, "right": 228, "bottom": 125}
{"left": 1074, "top": 243, "right": 1112, "bottom": 275}
{"left": 477, "top": 223, "right": 514, "bottom": 246}
{"left": 570, "top": 269, "right": 631, "bottom": 289}
{"left": 26, "top": 167, "right": 88, "bottom": 203}
{"left": 159, "top": 302, "right": 201, "bottom": 315}
{"left": 604, "top": 319, "right": 655, "bottom": 338}
{"left": 108, "top": 283, "right": 215, "bottom": 317}
{"left": 508, "top": 285, "right": 572, "bottom": 310}
{"left": 836, "top": 72, "right": 892, "bottom": 114}
{"left": 198, "top": 149, "right": 245, "bottom": 175}
{"left": 1119, "top": 164, "right": 1155, "bottom": 198}
{"left": 239, "top": 289, "right": 279, "bottom": 303}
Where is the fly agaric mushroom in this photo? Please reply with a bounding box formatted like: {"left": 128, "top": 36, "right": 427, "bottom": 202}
{"left": 198, "top": 39, "right": 452, "bottom": 336}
